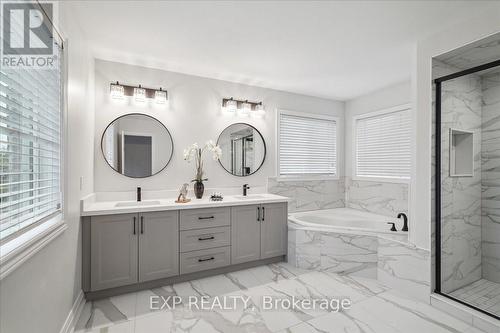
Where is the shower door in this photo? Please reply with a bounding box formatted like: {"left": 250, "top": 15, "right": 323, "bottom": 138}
{"left": 435, "top": 59, "right": 500, "bottom": 320}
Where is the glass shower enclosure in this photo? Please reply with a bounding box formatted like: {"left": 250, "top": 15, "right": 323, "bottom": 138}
{"left": 435, "top": 58, "right": 500, "bottom": 319}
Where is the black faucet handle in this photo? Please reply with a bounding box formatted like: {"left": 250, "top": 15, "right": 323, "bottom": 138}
{"left": 387, "top": 222, "right": 397, "bottom": 232}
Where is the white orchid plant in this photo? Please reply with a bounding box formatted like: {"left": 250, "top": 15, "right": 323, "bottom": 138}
{"left": 183, "top": 140, "right": 222, "bottom": 182}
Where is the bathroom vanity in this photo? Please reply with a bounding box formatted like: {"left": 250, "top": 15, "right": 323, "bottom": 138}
{"left": 81, "top": 194, "right": 288, "bottom": 299}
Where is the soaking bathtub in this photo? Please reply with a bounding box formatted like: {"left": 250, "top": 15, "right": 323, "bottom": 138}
{"left": 287, "top": 207, "right": 409, "bottom": 277}
{"left": 288, "top": 207, "right": 407, "bottom": 238}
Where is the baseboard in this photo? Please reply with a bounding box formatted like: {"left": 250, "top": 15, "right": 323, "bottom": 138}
{"left": 59, "top": 290, "right": 86, "bottom": 333}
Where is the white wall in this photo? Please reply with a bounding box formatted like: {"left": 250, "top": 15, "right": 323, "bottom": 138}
{"left": 412, "top": 4, "right": 500, "bottom": 250}
{"left": 0, "top": 3, "right": 95, "bottom": 333}
{"left": 345, "top": 81, "right": 411, "bottom": 178}
{"left": 93, "top": 60, "right": 345, "bottom": 193}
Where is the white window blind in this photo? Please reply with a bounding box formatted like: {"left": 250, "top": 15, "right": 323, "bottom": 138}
{"left": 0, "top": 50, "right": 63, "bottom": 240}
{"left": 355, "top": 107, "right": 411, "bottom": 180}
{"left": 279, "top": 112, "right": 337, "bottom": 176}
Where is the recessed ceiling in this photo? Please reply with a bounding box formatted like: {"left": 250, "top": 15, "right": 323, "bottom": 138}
{"left": 67, "top": 1, "right": 496, "bottom": 100}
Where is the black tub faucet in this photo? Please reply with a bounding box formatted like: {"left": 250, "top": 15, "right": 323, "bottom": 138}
{"left": 243, "top": 184, "right": 250, "bottom": 196}
{"left": 398, "top": 213, "right": 408, "bottom": 232}
{"left": 137, "top": 187, "right": 142, "bottom": 202}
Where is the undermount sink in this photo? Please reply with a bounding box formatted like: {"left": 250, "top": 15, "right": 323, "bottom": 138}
{"left": 115, "top": 200, "right": 161, "bottom": 207}
{"left": 234, "top": 195, "right": 267, "bottom": 200}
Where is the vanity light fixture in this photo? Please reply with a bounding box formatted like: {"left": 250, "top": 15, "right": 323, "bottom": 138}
{"left": 134, "top": 85, "right": 146, "bottom": 102}
{"left": 221, "top": 97, "right": 264, "bottom": 115}
{"left": 155, "top": 88, "right": 168, "bottom": 104}
{"left": 253, "top": 102, "right": 265, "bottom": 115}
{"left": 240, "top": 101, "right": 251, "bottom": 115}
{"left": 109, "top": 82, "right": 169, "bottom": 105}
{"left": 110, "top": 81, "right": 124, "bottom": 99}
{"left": 224, "top": 98, "right": 238, "bottom": 113}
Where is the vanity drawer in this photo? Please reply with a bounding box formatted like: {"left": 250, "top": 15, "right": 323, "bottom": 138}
{"left": 180, "top": 207, "right": 230, "bottom": 230}
{"left": 180, "top": 246, "right": 231, "bottom": 274}
{"left": 180, "top": 226, "right": 230, "bottom": 252}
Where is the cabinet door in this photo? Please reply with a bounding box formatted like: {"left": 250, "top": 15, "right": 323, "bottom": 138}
{"left": 231, "top": 205, "right": 261, "bottom": 264}
{"left": 260, "top": 203, "right": 288, "bottom": 259}
{"left": 139, "top": 211, "right": 179, "bottom": 282}
{"left": 90, "top": 214, "right": 138, "bottom": 291}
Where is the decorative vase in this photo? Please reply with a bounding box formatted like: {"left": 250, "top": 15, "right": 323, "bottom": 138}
{"left": 194, "top": 181, "right": 204, "bottom": 199}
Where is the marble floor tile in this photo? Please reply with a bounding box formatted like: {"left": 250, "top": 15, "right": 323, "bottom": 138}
{"left": 75, "top": 262, "right": 491, "bottom": 333}
{"left": 362, "top": 290, "right": 474, "bottom": 333}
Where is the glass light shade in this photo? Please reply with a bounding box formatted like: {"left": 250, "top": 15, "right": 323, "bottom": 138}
{"left": 225, "top": 99, "right": 237, "bottom": 113}
{"left": 110, "top": 84, "right": 124, "bottom": 99}
{"left": 134, "top": 86, "right": 146, "bottom": 102}
{"left": 254, "top": 103, "right": 265, "bottom": 114}
{"left": 240, "top": 102, "right": 251, "bottom": 115}
{"left": 155, "top": 89, "right": 167, "bottom": 104}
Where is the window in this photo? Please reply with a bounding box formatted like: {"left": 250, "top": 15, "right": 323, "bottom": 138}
{"left": 354, "top": 105, "right": 411, "bottom": 181}
{"left": 278, "top": 110, "right": 337, "bottom": 177}
{"left": 0, "top": 49, "right": 63, "bottom": 241}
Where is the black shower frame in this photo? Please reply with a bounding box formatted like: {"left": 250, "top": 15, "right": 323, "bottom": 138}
{"left": 434, "top": 58, "right": 500, "bottom": 320}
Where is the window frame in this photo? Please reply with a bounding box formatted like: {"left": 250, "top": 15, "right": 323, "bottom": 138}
{"left": 352, "top": 104, "right": 411, "bottom": 184}
{"left": 0, "top": 36, "right": 67, "bottom": 278}
{"left": 277, "top": 109, "right": 339, "bottom": 181}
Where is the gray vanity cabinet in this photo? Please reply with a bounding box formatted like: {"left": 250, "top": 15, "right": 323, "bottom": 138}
{"left": 90, "top": 213, "right": 138, "bottom": 291}
{"left": 231, "top": 202, "right": 287, "bottom": 264}
{"left": 83, "top": 200, "right": 287, "bottom": 298}
{"left": 260, "top": 203, "right": 288, "bottom": 259}
{"left": 231, "top": 204, "right": 262, "bottom": 264}
{"left": 138, "top": 211, "right": 179, "bottom": 282}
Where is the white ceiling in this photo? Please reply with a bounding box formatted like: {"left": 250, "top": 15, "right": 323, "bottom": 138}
{"left": 68, "top": 1, "right": 496, "bottom": 101}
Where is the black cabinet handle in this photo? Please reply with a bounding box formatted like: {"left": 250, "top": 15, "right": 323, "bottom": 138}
{"left": 198, "top": 257, "right": 215, "bottom": 262}
{"left": 198, "top": 216, "right": 215, "bottom": 220}
{"left": 198, "top": 236, "right": 215, "bottom": 241}
{"left": 133, "top": 216, "right": 136, "bottom": 235}
{"left": 257, "top": 207, "right": 260, "bottom": 222}
{"left": 140, "top": 216, "right": 144, "bottom": 234}
{"left": 262, "top": 207, "right": 265, "bottom": 221}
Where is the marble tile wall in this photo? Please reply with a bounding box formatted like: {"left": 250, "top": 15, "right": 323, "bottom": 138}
{"left": 377, "top": 238, "right": 431, "bottom": 303}
{"left": 267, "top": 177, "right": 345, "bottom": 213}
{"left": 288, "top": 227, "right": 378, "bottom": 279}
{"left": 481, "top": 71, "right": 500, "bottom": 283}
{"left": 288, "top": 228, "right": 431, "bottom": 302}
{"left": 345, "top": 177, "right": 409, "bottom": 218}
{"left": 440, "top": 68, "right": 483, "bottom": 293}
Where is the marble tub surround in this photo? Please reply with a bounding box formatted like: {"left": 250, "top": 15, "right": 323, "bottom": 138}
{"left": 377, "top": 237, "right": 431, "bottom": 302}
{"left": 345, "top": 177, "right": 409, "bottom": 217}
{"left": 440, "top": 70, "right": 483, "bottom": 293}
{"left": 288, "top": 227, "right": 378, "bottom": 279}
{"left": 74, "top": 262, "right": 484, "bottom": 333}
{"left": 81, "top": 191, "right": 287, "bottom": 216}
{"left": 267, "top": 177, "right": 345, "bottom": 213}
{"left": 481, "top": 71, "right": 500, "bottom": 284}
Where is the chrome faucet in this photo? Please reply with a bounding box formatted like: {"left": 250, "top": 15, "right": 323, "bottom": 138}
{"left": 137, "top": 187, "right": 142, "bottom": 202}
{"left": 242, "top": 184, "right": 250, "bottom": 196}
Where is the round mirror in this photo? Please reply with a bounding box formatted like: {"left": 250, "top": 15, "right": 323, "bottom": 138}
{"left": 217, "top": 123, "right": 266, "bottom": 176}
{"left": 101, "top": 113, "right": 173, "bottom": 178}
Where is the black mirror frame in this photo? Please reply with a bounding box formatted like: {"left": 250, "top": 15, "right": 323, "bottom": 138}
{"left": 216, "top": 122, "right": 266, "bottom": 177}
{"left": 100, "top": 113, "right": 174, "bottom": 178}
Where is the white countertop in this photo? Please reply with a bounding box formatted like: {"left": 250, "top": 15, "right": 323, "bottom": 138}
{"left": 81, "top": 193, "right": 289, "bottom": 216}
